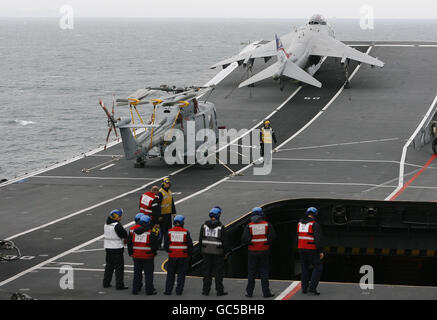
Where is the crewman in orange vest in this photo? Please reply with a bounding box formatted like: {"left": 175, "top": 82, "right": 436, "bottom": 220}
{"left": 127, "top": 215, "right": 159, "bottom": 295}
{"left": 163, "top": 215, "right": 193, "bottom": 296}
{"left": 139, "top": 186, "right": 160, "bottom": 223}
{"left": 297, "top": 207, "right": 324, "bottom": 295}
{"left": 241, "top": 207, "right": 276, "bottom": 298}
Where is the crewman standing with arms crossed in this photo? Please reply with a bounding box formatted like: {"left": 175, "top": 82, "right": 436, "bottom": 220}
{"left": 297, "top": 207, "right": 324, "bottom": 295}
{"left": 199, "top": 206, "right": 228, "bottom": 296}
{"left": 241, "top": 207, "right": 276, "bottom": 298}
{"left": 164, "top": 215, "right": 193, "bottom": 295}
{"left": 157, "top": 177, "right": 176, "bottom": 248}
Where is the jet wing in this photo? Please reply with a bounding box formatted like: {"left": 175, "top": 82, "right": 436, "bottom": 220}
{"left": 309, "top": 34, "right": 384, "bottom": 67}
{"left": 238, "top": 60, "right": 321, "bottom": 88}
{"left": 282, "top": 60, "right": 322, "bottom": 88}
{"left": 211, "top": 32, "right": 296, "bottom": 69}
{"left": 238, "top": 62, "right": 281, "bottom": 88}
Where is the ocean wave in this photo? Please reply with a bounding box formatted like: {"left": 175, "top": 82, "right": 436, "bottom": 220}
{"left": 9, "top": 119, "right": 36, "bottom": 126}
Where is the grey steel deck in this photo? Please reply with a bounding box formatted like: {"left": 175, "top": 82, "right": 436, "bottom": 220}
{"left": 1, "top": 42, "right": 437, "bottom": 300}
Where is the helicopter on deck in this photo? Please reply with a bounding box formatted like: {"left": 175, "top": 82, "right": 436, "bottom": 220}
{"left": 99, "top": 85, "right": 219, "bottom": 167}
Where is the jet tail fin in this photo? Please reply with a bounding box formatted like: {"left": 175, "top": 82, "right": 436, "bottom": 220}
{"left": 275, "top": 34, "right": 289, "bottom": 63}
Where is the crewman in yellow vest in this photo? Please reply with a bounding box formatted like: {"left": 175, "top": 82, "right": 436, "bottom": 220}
{"left": 260, "top": 120, "right": 277, "bottom": 157}
{"left": 157, "top": 177, "right": 176, "bottom": 248}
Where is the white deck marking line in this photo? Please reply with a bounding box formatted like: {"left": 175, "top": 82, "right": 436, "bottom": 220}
{"left": 226, "top": 180, "right": 397, "bottom": 188}
{"left": 362, "top": 168, "right": 421, "bottom": 193}
{"left": 38, "top": 267, "right": 167, "bottom": 275}
{"left": 89, "top": 154, "right": 124, "bottom": 157}
{"left": 275, "top": 281, "right": 301, "bottom": 300}
{"left": 385, "top": 94, "right": 437, "bottom": 200}
{"left": 419, "top": 45, "right": 437, "bottom": 48}
{"left": 72, "top": 248, "right": 105, "bottom": 253}
{"left": 34, "top": 176, "right": 159, "bottom": 181}
{"left": 374, "top": 44, "right": 415, "bottom": 47}
{"left": 277, "top": 137, "right": 400, "bottom": 152}
{"left": 99, "top": 164, "right": 116, "bottom": 171}
{"left": 272, "top": 157, "right": 432, "bottom": 169}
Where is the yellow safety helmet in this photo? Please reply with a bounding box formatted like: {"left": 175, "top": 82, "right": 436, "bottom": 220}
{"left": 162, "top": 177, "right": 171, "bottom": 184}
{"left": 264, "top": 120, "right": 270, "bottom": 125}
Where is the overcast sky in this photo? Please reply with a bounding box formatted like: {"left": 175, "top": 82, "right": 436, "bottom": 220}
{"left": 1, "top": 0, "right": 436, "bottom": 19}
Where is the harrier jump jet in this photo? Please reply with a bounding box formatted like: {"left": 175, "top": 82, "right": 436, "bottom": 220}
{"left": 211, "top": 14, "right": 384, "bottom": 90}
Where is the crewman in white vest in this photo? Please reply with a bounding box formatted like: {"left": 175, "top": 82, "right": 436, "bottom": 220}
{"left": 157, "top": 177, "right": 176, "bottom": 247}
{"left": 103, "top": 208, "right": 128, "bottom": 290}
{"left": 199, "top": 206, "right": 228, "bottom": 296}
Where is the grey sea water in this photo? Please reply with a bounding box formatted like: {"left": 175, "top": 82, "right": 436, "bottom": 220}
{"left": 1, "top": 18, "right": 437, "bottom": 180}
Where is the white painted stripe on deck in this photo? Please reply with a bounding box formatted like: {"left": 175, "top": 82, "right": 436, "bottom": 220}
{"left": 385, "top": 94, "right": 437, "bottom": 200}
{"left": 272, "top": 157, "right": 432, "bottom": 169}
{"left": 277, "top": 137, "right": 400, "bottom": 152}
{"left": 226, "top": 179, "right": 397, "bottom": 189}
{"left": 275, "top": 281, "right": 301, "bottom": 300}
{"left": 38, "top": 267, "right": 167, "bottom": 275}
{"left": 34, "top": 176, "right": 159, "bottom": 181}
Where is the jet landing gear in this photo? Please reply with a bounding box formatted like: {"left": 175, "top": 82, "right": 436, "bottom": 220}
{"left": 342, "top": 58, "right": 350, "bottom": 89}
{"left": 134, "top": 156, "right": 145, "bottom": 168}
{"left": 279, "top": 79, "right": 285, "bottom": 91}
{"left": 432, "top": 137, "right": 437, "bottom": 155}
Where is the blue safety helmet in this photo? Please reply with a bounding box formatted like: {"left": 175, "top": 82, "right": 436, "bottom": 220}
{"left": 135, "top": 213, "right": 144, "bottom": 223}
{"left": 173, "top": 215, "right": 185, "bottom": 226}
{"left": 306, "top": 207, "right": 319, "bottom": 215}
{"left": 209, "top": 207, "right": 222, "bottom": 219}
{"left": 109, "top": 208, "right": 123, "bottom": 220}
{"left": 140, "top": 215, "right": 151, "bottom": 225}
{"left": 251, "top": 207, "right": 263, "bottom": 216}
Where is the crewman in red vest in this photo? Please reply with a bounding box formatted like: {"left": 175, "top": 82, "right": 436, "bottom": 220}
{"left": 139, "top": 186, "right": 160, "bottom": 223}
{"left": 241, "top": 207, "right": 276, "bottom": 298}
{"left": 298, "top": 207, "right": 324, "bottom": 295}
{"left": 127, "top": 215, "right": 159, "bottom": 295}
{"left": 163, "top": 215, "right": 193, "bottom": 295}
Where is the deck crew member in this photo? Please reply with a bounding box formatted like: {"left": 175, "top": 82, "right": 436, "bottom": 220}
{"left": 164, "top": 215, "right": 193, "bottom": 295}
{"left": 139, "top": 186, "right": 160, "bottom": 224}
{"left": 157, "top": 177, "right": 176, "bottom": 247}
{"left": 241, "top": 207, "right": 276, "bottom": 298}
{"left": 298, "top": 207, "right": 324, "bottom": 295}
{"left": 103, "top": 209, "right": 128, "bottom": 290}
{"left": 127, "top": 215, "right": 159, "bottom": 295}
{"left": 199, "top": 206, "right": 228, "bottom": 296}
{"left": 259, "top": 120, "right": 277, "bottom": 157}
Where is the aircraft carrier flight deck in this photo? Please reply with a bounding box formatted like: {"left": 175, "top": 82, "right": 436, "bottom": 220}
{"left": 1, "top": 41, "right": 437, "bottom": 300}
